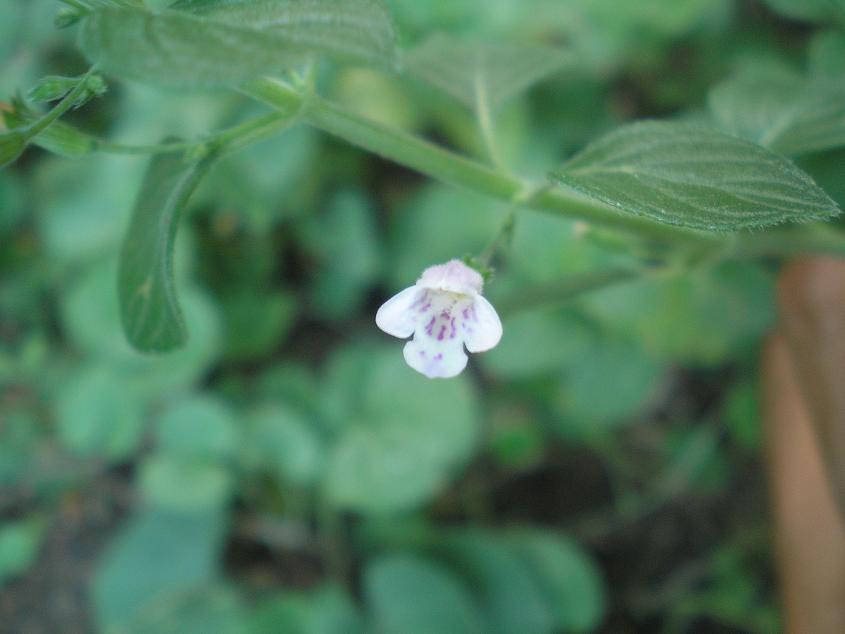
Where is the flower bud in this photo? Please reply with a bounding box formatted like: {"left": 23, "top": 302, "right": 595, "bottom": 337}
{"left": 28, "top": 76, "right": 78, "bottom": 103}
{"left": 55, "top": 7, "right": 83, "bottom": 29}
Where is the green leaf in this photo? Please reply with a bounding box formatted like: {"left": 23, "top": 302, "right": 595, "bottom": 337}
{"left": 0, "top": 413, "right": 39, "bottom": 488}
{"left": 507, "top": 530, "right": 606, "bottom": 632}
{"left": 175, "top": 0, "right": 397, "bottom": 66}
{"left": 554, "top": 338, "right": 663, "bottom": 437}
{"left": 61, "top": 260, "right": 223, "bottom": 397}
{"left": 155, "top": 395, "right": 240, "bottom": 461}
{"left": 301, "top": 190, "right": 381, "bottom": 321}
{"left": 118, "top": 148, "right": 215, "bottom": 353}
{"left": 0, "top": 518, "right": 45, "bottom": 586}
{"left": 93, "top": 509, "right": 226, "bottom": 631}
{"left": 436, "top": 534, "right": 555, "bottom": 634}
{"left": 307, "top": 585, "right": 365, "bottom": 634}
{"left": 36, "top": 157, "right": 140, "bottom": 262}
{"left": 387, "top": 184, "right": 507, "bottom": 289}
{"left": 249, "top": 585, "right": 364, "bottom": 634}
{"left": 55, "top": 364, "right": 146, "bottom": 459}
{"left": 407, "top": 34, "right": 570, "bottom": 112}
{"left": 323, "top": 344, "right": 479, "bottom": 513}
{"left": 552, "top": 121, "right": 841, "bottom": 231}
{"left": 245, "top": 405, "right": 324, "bottom": 487}
{"left": 221, "top": 288, "right": 297, "bottom": 360}
{"left": 583, "top": 262, "right": 774, "bottom": 366}
{"left": 708, "top": 66, "right": 845, "bottom": 157}
{"left": 140, "top": 455, "right": 234, "bottom": 511}
{"left": 724, "top": 380, "right": 761, "bottom": 451}
{"left": 481, "top": 307, "right": 592, "bottom": 380}
{"left": 120, "top": 585, "right": 247, "bottom": 634}
{"left": 760, "top": 0, "right": 841, "bottom": 22}
{"left": 364, "top": 554, "right": 485, "bottom": 634}
{"left": 79, "top": 2, "right": 397, "bottom": 89}
{"left": 0, "top": 129, "right": 27, "bottom": 169}
{"left": 809, "top": 30, "right": 845, "bottom": 77}
{"left": 28, "top": 119, "right": 96, "bottom": 158}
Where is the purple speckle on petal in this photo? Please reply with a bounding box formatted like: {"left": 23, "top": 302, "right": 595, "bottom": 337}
{"left": 434, "top": 353, "right": 443, "bottom": 361}
{"left": 437, "top": 325, "right": 446, "bottom": 341}
{"left": 425, "top": 316, "right": 436, "bottom": 335}
{"left": 462, "top": 308, "right": 470, "bottom": 320}
{"left": 410, "top": 291, "right": 426, "bottom": 310}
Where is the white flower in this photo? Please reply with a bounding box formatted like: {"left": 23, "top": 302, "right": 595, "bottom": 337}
{"left": 376, "top": 259, "right": 503, "bottom": 379}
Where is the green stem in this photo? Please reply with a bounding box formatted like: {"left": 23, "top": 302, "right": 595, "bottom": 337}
{"left": 23, "top": 66, "right": 98, "bottom": 140}
{"left": 85, "top": 111, "right": 298, "bottom": 156}
{"left": 478, "top": 212, "right": 516, "bottom": 267}
{"left": 496, "top": 267, "right": 643, "bottom": 315}
{"left": 243, "top": 78, "right": 720, "bottom": 247}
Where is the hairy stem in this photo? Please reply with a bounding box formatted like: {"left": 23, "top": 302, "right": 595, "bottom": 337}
{"left": 243, "top": 77, "right": 721, "bottom": 247}
{"left": 24, "top": 66, "right": 99, "bottom": 139}
{"left": 94, "top": 111, "right": 298, "bottom": 156}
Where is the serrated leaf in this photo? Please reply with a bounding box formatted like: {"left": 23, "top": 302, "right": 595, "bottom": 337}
{"left": 118, "top": 148, "right": 215, "bottom": 352}
{"left": 79, "top": 3, "right": 397, "bottom": 88}
{"left": 407, "top": 34, "right": 570, "bottom": 111}
{"left": 708, "top": 66, "right": 845, "bottom": 156}
{"left": 174, "top": 0, "right": 397, "bottom": 67}
{"left": 552, "top": 121, "right": 841, "bottom": 231}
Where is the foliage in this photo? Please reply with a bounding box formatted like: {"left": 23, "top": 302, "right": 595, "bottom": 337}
{"left": 3, "top": 0, "right": 844, "bottom": 631}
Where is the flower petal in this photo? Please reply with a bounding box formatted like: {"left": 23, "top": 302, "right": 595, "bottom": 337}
{"left": 375, "top": 286, "right": 421, "bottom": 338}
{"left": 418, "top": 259, "right": 483, "bottom": 295}
{"left": 403, "top": 339, "right": 468, "bottom": 379}
{"left": 464, "top": 295, "right": 503, "bottom": 352}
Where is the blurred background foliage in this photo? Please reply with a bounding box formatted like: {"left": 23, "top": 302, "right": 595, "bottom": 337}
{"left": 1, "top": 0, "right": 844, "bottom": 632}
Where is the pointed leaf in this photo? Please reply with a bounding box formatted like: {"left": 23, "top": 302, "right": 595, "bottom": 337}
{"left": 407, "top": 34, "right": 570, "bottom": 111}
{"left": 552, "top": 121, "right": 841, "bottom": 232}
{"left": 174, "top": 0, "right": 397, "bottom": 69}
{"left": 79, "top": 3, "right": 397, "bottom": 88}
{"left": 709, "top": 66, "right": 845, "bottom": 156}
{"left": 118, "top": 148, "right": 215, "bottom": 352}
